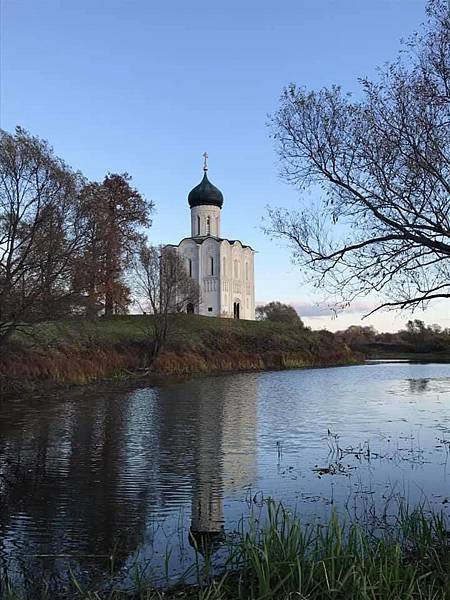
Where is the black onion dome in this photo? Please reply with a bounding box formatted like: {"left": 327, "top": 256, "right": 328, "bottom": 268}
{"left": 188, "top": 172, "right": 224, "bottom": 209}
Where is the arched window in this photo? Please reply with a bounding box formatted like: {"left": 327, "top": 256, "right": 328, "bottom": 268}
{"left": 206, "top": 216, "right": 211, "bottom": 235}
{"left": 188, "top": 258, "right": 192, "bottom": 278}
{"left": 210, "top": 256, "right": 214, "bottom": 276}
{"left": 222, "top": 256, "right": 226, "bottom": 277}
{"left": 197, "top": 216, "right": 200, "bottom": 235}
{"left": 245, "top": 262, "right": 249, "bottom": 280}
{"left": 234, "top": 259, "right": 239, "bottom": 278}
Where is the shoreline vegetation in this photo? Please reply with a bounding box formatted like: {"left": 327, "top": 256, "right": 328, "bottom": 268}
{"left": 2, "top": 315, "right": 450, "bottom": 397}
{"left": 0, "top": 315, "right": 359, "bottom": 394}
{"left": 2, "top": 500, "right": 449, "bottom": 599}
{"left": 335, "top": 321, "right": 450, "bottom": 361}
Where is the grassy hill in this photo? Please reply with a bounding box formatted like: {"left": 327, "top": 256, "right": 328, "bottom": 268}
{"left": 0, "top": 315, "right": 357, "bottom": 391}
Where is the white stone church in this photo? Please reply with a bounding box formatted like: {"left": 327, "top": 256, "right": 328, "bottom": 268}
{"left": 167, "top": 155, "right": 255, "bottom": 320}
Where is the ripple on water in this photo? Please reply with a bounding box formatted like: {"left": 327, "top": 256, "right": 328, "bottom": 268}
{"left": 0, "top": 362, "right": 449, "bottom": 585}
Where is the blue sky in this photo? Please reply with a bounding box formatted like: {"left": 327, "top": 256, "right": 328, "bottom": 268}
{"left": 2, "top": 0, "right": 447, "bottom": 331}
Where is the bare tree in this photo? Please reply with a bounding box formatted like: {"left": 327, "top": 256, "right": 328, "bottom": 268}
{"left": 0, "top": 127, "right": 85, "bottom": 345}
{"left": 267, "top": 0, "right": 450, "bottom": 316}
{"left": 133, "top": 243, "right": 201, "bottom": 366}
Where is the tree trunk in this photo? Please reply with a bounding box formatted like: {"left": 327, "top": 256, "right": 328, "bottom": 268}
{"left": 104, "top": 291, "right": 113, "bottom": 317}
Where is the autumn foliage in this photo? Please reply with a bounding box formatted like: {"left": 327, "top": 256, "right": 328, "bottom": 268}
{"left": 0, "top": 314, "right": 357, "bottom": 391}
{"left": 74, "top": 174, "right": 152, "bottom": 317}
{"left": 0, "top": 127, "right": 153, "bottom": 346}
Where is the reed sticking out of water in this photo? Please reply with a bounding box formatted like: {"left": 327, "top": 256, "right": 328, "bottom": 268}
{"left": 1, "top": 499, "right": 449, "bottom": 599}
{"left": 216, "top": 501, "right": 450, "bottom": 600}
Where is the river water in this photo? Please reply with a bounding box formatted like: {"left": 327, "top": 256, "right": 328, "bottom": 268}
{"left": 0, "top": 362, "right": 449, "bottom": 589}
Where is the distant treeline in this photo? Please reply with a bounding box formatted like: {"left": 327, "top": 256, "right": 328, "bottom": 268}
{"left": 335, "top": 320, "right": 450, "bottom": 355}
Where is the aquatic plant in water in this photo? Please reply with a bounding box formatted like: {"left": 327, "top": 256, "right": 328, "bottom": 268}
{"left": 1, "top": 499, "right": 449, "bottom": 599}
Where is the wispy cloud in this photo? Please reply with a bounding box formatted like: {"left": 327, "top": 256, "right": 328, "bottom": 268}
{"left": 255, "top": 299, "right": 378, "bottom": 319}
{"left": 290, "top": 301, "right": 377, "bottom": 318}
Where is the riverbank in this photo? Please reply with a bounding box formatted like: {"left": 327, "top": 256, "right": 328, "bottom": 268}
{"left": 2, "top": 500, "right": 449, "bottom": 599}
{"left": 0, "top": 315, "right": 358, "bottom": 393}
{"left": 360, "top": 346, "right": 450, "bottom": 362}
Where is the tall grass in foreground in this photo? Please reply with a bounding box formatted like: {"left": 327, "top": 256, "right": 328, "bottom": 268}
{"left": 1, "top": 500, "right": 449, "bottom": 599}
{"left": 216, "top": 501, "right": 450, "bottom": 600}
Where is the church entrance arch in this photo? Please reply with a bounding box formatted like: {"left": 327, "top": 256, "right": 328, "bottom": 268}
{"left": 233, "top": 301, "right": 240, "bottom": 319}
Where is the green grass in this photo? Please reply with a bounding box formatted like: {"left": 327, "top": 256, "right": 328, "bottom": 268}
{"left": 10, "top": 314, "right": 329, "bottom": 349}
{"left": 1, "top": 315, "right": 357, "bottom": 389}
{"left": 10, "top": 314, "right": 333, "bottom": 350}
{"left": 2, "top": 500, "right": 449, "bottom": 599}
{"left": 220, "top": 501, "right": 450, "bottom": 600}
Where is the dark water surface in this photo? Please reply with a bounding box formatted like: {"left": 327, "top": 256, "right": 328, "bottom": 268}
{"left": 0, "top": 362, "right": 449, "bottom": 587}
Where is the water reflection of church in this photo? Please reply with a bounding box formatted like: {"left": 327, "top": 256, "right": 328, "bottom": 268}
{"left": 158, "top": 375, "right": 258, "bottom": 553}
{"left": 0, "top": 375, "right": 259, "bottom": 582}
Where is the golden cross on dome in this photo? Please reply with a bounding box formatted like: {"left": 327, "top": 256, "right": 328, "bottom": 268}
{"left": 202, "top": 151, "right": 208, "bottom": 171}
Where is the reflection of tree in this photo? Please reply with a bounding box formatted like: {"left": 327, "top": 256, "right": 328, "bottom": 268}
{"left": 0, "top": 386, "right": 161, "bottom": 584}
{"left": 0, "top": 375, "right": 259, "bottom": 586}
{"left": 408, "top": 378, "right": 430, "bottom": 393}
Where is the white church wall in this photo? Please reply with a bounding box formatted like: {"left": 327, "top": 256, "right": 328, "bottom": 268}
{"left": 175, "top": 237, "right": 255, "bottom": 320}
{"left": 219, "top": 241, "right": 233, "bottom": 318}
{"left": 219, "top": 241, "right": 255, "bottom": 320}
{"left": 199, "top": 238, "right": 221, "bottom": 316}
{"left": 177, "top": 239, "right": 200, "bottom": 312}
{"left": 178, "top": 238, "right": 199, "bottom": 277}
{"left": 231, "top": 243, "right": 244, "bottom": 319}
{"left": 243, "top": 246, "right": 256, "bottom": 320}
